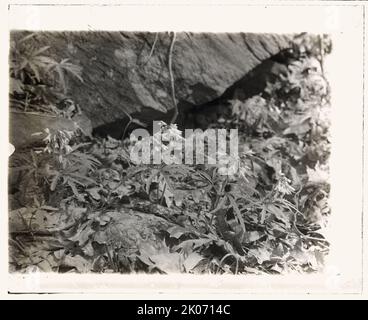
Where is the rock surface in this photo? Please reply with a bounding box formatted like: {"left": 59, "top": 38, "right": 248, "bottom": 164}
{"left": 25, "top": 31, "right": 293, "bottom": 128}
{"left": 9, "top": 111, "right": 92, "bottom": 149}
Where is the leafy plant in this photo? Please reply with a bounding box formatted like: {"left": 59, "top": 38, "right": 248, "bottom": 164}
{"left": 9, "top": 32, "right": 83, "bottom": 113}
{"left": 46, "top": 58, "right": 83, "bottom": 94}
{"left": 9, "top": 33, "right": 332, "bottom": 274}
{"left": 42, "top": 129, "right": 100, "bottom": 202}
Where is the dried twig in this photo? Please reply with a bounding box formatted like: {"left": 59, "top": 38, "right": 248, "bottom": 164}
{"left": 121, "top": 108, "right": 133, "bottom": 140}
{"left": 168, "top": 32, "right": 178, "bottom": 124}
{"left": 216, "top": 253, "right": 239, "bottom": 275}
{"left": 142, "top": 32, "right": 159, "bottom": 66}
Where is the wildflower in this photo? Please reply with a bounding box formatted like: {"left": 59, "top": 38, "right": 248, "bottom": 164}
{"left": 275, "top": 171, "right": 295, "bottom": 195}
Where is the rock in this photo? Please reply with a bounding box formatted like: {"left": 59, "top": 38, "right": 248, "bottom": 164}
{"left": 14, "top": 31, "right": 293, "bottom": 129}
{"left": 91, "top": 209, "right": 176, "bottom": 256}
{"left": 9, "top": 111, "right": 92, "bottom": 149}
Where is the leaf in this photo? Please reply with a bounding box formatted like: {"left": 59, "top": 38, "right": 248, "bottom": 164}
{"left": 19, "top": 32, "right": 37, "bottom": 43}
{"left": 183, "top": 252, "right": 204, "bottom": 272}
{"left": 272, "top": 243, "right": 286, "bottom": 258}
{"left": 208, "top": 196, "right": 227, "bottom": 216}
{"left": 10, "top": 77, "right": 24, "bottom": 94}
{"left": 126, "top": 166, "right": 147, "bottom": 178}
{"left": 245, "top": 231, "right": 263, "bottom": 243}
{"left": 63, "top": 254, "right": 92, "bottom": 273}
{"left": 68, "top": 206, "right": 87, "bottom": 220}
{"left": 265, "top": 157, "right": 282, "bottom": 173}
{"left": 229, "top": 196, "right": 246, "bottom": 239}
{"left": 32, "top": 46, "right": 50, "bottom": 56}
{"left": 50, "top": 173, "right": 60, "bottom": 191}
{"left": 53, "top": 59, "right": 84, "bottom": 84}
{"left": 9, "top": 208, "right": 31, "bottom": 232}
{"left": 83, "top": 242, "right": 95, "bottom": 257}
{"left": 55, "top": 65, "right": 66, "bottom": 91}
{"left": 145, "top": 169, "right": 159, "bottom": 194}
{"left": 307, "top": 163, "right": 329, "bottom": 184}
{"left": 149, "top": 252, "right": 182, "bottom": 273}
{"left": 192, "top": 189, "right": 202, "bottom": 204}
{"left": 248, "top": 247, "right": 272, "bottom": 264}
{"left": 162, "top": 164, "right": 194, "bottom": 177}
{"left": 87, "top": 187, "right": 101, "bottom": 200}
{"left": 137, "top": 253, "right": 154, "bottom": 267}
{"left": 67, "top": 221, "right": 94, "bottom": 246}
{"left": 112, "top": 184, "right": 134, "bottom": 198}
{"left": 54, "top": 249, "right": 65, "bottom": 260}
{"left": 266, "top": 204, "right": 290, "bottom": 226}
{"left": 93, "top": 231, "right": 108, "bottom": 245}
{"left": 173, "top": 238, "right": 213, "bottom": 252}
{"left": 158, "top": 176, "right": 174, "bottom": 208}
{"left": 259, "top": 208, "right": 266, "bottom": 224}
{"left": 67, "top": 180, "right": 85, "bottom": 202}
{"left": 28, "top": 61, "right": 41, "bottom": 81}
{"left": 290, "top": 247, "right": 314, "bottom": 265}
{"left": 283, "top": 116, "right": 310, "bottom": 136}
{"left": 270, "top": 264, "right": 283, "bottom": 273}
{"left": 137, "top": 242, "right": 183, "bottom": 273}
{"left": 68, "top": 172, "right": 96, "bottom": 185}
{"left": 34, "top": 55, "right": 57, "bottom": 65}
{"left": 173, "top": 190, "right": 186, "bottom": 207}
{"left": 40, "top": 205, "right": 59, "bottom": 211}
{"left": 167, "top": 225, "right": 187, "bottom": 239}
{"left": 243, "top": 266, "right": 265, "bottom": 275}
{"left": 93, "top": 213, "right": 112, "bottom": 226}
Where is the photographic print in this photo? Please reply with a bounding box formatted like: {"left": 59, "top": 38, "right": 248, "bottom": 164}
{"left": 8, "top": 30, "right": 333, "bottom": 275}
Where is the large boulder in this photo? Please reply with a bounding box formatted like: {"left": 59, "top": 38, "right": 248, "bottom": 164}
{"left": 22, "top": 32, "right": 293, "bottom": 128}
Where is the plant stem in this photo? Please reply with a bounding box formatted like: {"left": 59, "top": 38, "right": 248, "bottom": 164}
{"left": 142, "top": 32, "right": 159, "bottom": 66}
{"left": 168, "top": 32, "right": 178, "bottom": 124}
{"left": 121, "top": 107, "right": 132, "bottom": 140}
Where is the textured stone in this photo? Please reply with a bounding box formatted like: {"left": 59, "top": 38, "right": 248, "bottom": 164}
{"left": 20, "top": 31, "right": 293, "bottom": 128}
{"left": 9, "top": 111, "right": 92, "bottom": 149}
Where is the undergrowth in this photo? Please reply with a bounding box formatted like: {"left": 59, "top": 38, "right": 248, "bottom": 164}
{"left": 9, "top": 33, "right": 332, "bottom": 274}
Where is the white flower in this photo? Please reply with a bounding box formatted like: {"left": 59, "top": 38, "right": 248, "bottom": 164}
{"left": 275, "top": 172, "right": 295, "bottom": 195}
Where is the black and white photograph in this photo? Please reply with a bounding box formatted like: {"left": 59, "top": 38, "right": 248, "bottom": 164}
{"left": 8, "top": 29, "right": 333, "bottom": 275}
{"left": 1, "top": 1, "right": 366, "bottom": 300}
